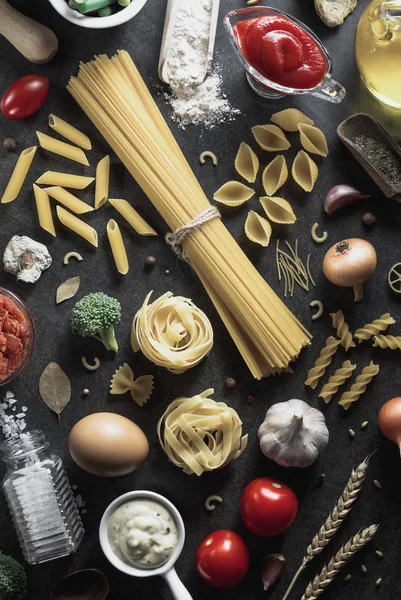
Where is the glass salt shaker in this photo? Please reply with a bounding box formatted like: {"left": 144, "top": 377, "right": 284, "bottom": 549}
{"left": 1, "top": 430, "right": 84, "bottom": 564}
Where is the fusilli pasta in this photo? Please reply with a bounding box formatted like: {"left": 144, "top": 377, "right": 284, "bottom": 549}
{"left": 372, "top": 335, "right": 401, "bottom": 350}
{"left": 354, "top": 313, "right": 395, "bottom": 343}
{"left": 319, "top": 360, "right": 357, "bottom": 403}
{"left": 338, "top": 362, "right": 380, "bottom": 410}
{"left": 330, "top": 310, "right": 356, "bottom": 351}
{"left": 305, "top": 336, "right": 341, "bottom": 389}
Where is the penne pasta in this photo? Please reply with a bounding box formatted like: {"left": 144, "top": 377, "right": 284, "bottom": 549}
{"left": 56, "top": 205, "right": 98, "bottom": 247}
{"left": 33, "top": 184, "right": 56, "bottom": 236}
{"left": 45, "top": 186, "right": 94, "bottom": 214}
{"left": 36, "top": 131, "right": 89, "bottom": 166}
{"left": 107, "top": 219, "right": 129, "bottom": 275}
{"left": 108, "top": 199, "right": 157, "bottom": 236}
{"left": 95, "top": 155, "right": 110, "bottom": 209}
{"left": 48, "top": 114, "right": 92, "bottom": 150}
{"left": 36, "top": 171, "right": 94, "bottom": 190}
{"left": 1, "top": 146, "right": 37, "bottom": 204}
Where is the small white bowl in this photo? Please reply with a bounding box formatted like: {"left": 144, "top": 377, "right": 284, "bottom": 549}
{"left": 47, "top": 0, "right": 148, "bottom": 29}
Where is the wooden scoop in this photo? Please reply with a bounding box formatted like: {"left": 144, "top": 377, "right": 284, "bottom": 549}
{"left": 0, "top": 0, "right": 58, "bottom": 64}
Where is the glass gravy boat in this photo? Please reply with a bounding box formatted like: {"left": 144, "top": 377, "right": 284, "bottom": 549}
{"left": 224, "top": 6, "right": 346, "bottom": 103}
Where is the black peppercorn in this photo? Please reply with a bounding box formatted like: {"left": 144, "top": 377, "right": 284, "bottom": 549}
{"left": 362, "top": 212, "right": 376, "bottom": 226}
{"left": 3, "top": 138, "right": 16, "bottom": 151}
{"left": 144, "top": 256, "right": 156, "bottom": 269}
{"left": 225, "top": 377, "right": 236, "bottom": 389}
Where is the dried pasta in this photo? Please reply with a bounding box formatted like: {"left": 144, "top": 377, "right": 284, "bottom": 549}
{"left": 310, "top": 300, "right": 324, "bottom": 320}
{"left": 205, "top": 495, "right": 223, "bottom": 511}
{"left": 276, "top": 239, "right": 314, "bottom": 297}
{"left": 330, "top": 310, "right": 356, "bottom": 351}
{"left": 354, "top": 314, "right": 396, "bottom": 343}
{"left": 292, "top": 150, "right": 318, "bottom": 192}
{"left": 36, "top": 131, "right": 89, "bottom": 166}
{"left": 372, "top": 335, "right": 401, "bottom": 350}
{"left": 244, "top": 211, "right": 272, "bottom": 247}
{"left": 36, "top": 171, "right": 94, "bottom": 189}
{"left": 48, "top": 114, "right": 92, "bottom": 150}
{"left": 33, "top": 184, "right": 56, "bottom": 237}
{"left": 131, "top": 291, "right": 213, "bottom": 374}
{"left": 107, "top": 219, "right": 128, "bottom": 275}
{"left": 108, "top": 199, "right": 157, "bottom": 236}
{"left": 234, "top": 142, "right": 259, "bottom": 183}
{"left": 1, "top": 146, "right": 37, "bottom": 204}
{"left": 63, "top": 251, "right": 83, "bottom": 264}
{"left": 95, "top": 155, "right": 110, "bottom": 209}
{"left": 157, "top": 388, "right": 248, "bottom": 476}
{"left": 319, "top": 360, "right": 357, "bottom": 403}
{"left": 110, "top": 363, "right": 154, "bottom": 407}
{"left": 311, "top": 222, "right": 328, "bottom": 243}
{"left": 56, "top": 205, "right": 98, "bottom": 247}
{"left": 81, "top": 356, "right": 100, "bottom": 371}
{"left": 213, "top": 181, "right": 254, "bottom": 206}
{"left": 262, "top": 155, "right": 288, "bottom": 196}
{"left": 298, "top": 123, "right": 329, "bottom": 157}
{"left": 260, "top": 196, "right": 296, "bottom": 224}
{"left": 200, "top": 151, "right": 218, "bottom": 166}
{"left": 338, "top": 362, "right": 380, "bottom": 409}
{"left": 305, "top": 336, "right": 341, "bottom": 389}
{"left": 45, "top": 186, "right": 94, "bottom": 214}
{"left": 271, "top": 108, "right": 314, "bottom": 132}
{"left": 252, "top": 124, "right": 291, "bottom": 151}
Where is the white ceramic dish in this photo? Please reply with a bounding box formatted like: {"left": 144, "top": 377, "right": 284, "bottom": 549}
{"left": 99, "top": 490, "right": 193, "bottom": 600}
{"left": 47, "top": 0, "right": 148, "bottom": 29}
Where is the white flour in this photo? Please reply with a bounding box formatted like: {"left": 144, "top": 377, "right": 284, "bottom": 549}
{"left": 164, "top": 0, "right": 239, "bottom": 128}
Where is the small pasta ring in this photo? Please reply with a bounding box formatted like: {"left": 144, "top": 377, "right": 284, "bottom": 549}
{"left": 205, "top": 495, "right": 223, "bottom": 511}
{"left": 311, "top": 222, "right": 328, "bottom": 243}
{"left": 310, "top": 300, "right": 324, "bottom": 320}
{"left": 199, "top": 151, "right": 218, "bottom": 166}
{"left": 82, "top": 356, "right": 100, "bottom": 371}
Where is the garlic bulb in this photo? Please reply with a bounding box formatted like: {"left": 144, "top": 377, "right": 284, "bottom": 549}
{"left": 258, "top": 399, "right": 329, "bottom": 468}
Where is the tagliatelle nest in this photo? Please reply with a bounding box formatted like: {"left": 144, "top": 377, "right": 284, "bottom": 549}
{"left": 157, "top": 388, "right": 248, "bottom": 476}
{"left": 131, "top": 291, "right": 214, "bottom": 374}
{"left": 110, "top": 363, "right": 154, "bottom": 406}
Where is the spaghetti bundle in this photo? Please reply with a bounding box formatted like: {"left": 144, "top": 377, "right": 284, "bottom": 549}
{"left": 67, "top": 51, "right": 311, "bottom": 378}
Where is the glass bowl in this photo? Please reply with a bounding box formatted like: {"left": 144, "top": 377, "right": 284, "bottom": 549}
{"left": 0, "top": 288, "right": 35, "bottom": 386}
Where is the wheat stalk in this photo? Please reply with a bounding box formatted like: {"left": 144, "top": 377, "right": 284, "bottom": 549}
{"left": 281, "top": 454, "right": 371, "bottom": 600}
{"left": 301, "top": 524, "right": 379, "bottom": 599}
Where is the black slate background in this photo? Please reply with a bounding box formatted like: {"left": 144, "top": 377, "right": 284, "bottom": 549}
{"left": 1, "top": 0, "right": 401, "bottom": 599}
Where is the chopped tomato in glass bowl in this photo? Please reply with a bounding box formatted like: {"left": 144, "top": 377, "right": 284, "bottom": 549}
{"left": 0, "top": 288, "right": 35, "bottom": 385}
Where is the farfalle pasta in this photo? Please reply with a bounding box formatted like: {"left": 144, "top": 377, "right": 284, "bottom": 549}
{"left": 244, "top": 211, "right": 272, "bottom": 247}
{"left": 292, "top": 150, "right": 318, "bottom": 192}
{"left": 298, "top": 123, "right": 329, "bottom": 157}
{"left": 271, "top": 108, "right": 314, "bottom": 132}
{"left": 260, "top": 196, "right": 296, "bottom": 224}
{"left": 262, "top": 155, "right": 288, "bottom": 196}
{"left": 319, "top": 360, "right": 356, "bottom": 403}
{"left": 305, "top": 336, "right": 341, "bottom": 389}
{"left": 213, "top": 181, "right": 255, "bottom": 206}
{"left": 338, "top": 362, "right": 380, "bottom": 409}
{"left": 157, "top": 388, "right": 248, "bottom": 476}
{"left": 252, "top": 124, "right": 291, "bottom": 151}
{"left": 131, "top": 291, "right": 213, "bottom": 374}
{"left": 110, "top": 363, "right": 154, "bottom": 407}
{"left": 235, "top": 142, "right": 259, "bottom": 183}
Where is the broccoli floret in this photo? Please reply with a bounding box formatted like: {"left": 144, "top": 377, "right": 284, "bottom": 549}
{"left": 71, "top": 292, "right": 121, "bottom": 352}
{"left": 0, "top": 554, "right": 27, "bottom": 600}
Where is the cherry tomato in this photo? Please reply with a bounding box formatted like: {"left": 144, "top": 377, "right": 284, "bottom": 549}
{"left": 240, "top": 477, "right": 298, "bottom": 536}
{"left": 195, "top": 529, "right": 249, "bottom": 588}
{"left": 1, "top": 75, "right": 49, "bottom": 120}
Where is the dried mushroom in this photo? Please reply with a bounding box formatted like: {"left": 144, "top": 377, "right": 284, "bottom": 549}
{"left": 314, "top": 0, "right": 357, "bottom": 27}
{"left": 3, "top": 235, "right": 52, "bottom": 283}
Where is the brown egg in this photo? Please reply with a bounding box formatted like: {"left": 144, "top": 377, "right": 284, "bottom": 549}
{"left": 68, "top": 412, "right": 149, "bottom": 477}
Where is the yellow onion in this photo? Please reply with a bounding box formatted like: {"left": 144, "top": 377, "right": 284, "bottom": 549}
{"left": 323, "top": 238, "right": 377, "bottom": 301}
{"left": 379, "top": 397, "right": 401, "bottom": 450}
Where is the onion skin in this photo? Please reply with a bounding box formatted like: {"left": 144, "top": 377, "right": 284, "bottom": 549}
{"left": 323, "top": 238, "right": 377, "bottom": 301}
{"left": 378, "top": 397, "right": 401, "bottom": 449}
{"left": 324, "top": 186, "right": 371, "bottom": 214}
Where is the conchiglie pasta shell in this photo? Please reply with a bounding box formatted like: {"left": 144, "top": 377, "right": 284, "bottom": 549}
{"left": 260, "top": 196, "right": 296, "bottom": 224}
{"left": 244, "top": 211, "right": 272, "bottom": 247}
{"left": 252, "top": 124, "right": 290, "bottom": 151}
{"left": 213, "top": 181, "right": 255, "bottom": 206}
{"left": 271, "top": 108, "right": 314, "bottom": 132}
{"left": 235, "top": 142, "right": 259, "bottom": 183}
{"left": 262, "top": 155, "right": 288, "bottom": 196}
{"left": 298, "top": 123, "right": 329, "bottom": 156}
{"left": 292, "top": 151, "right": 318, "bottom": 192}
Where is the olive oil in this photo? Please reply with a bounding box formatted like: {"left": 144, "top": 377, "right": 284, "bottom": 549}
{"left": 355, "top": 0, "right": 401, "bottom": 108}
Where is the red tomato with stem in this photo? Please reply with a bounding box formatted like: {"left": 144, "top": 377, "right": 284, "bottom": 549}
{"left": 195, "top": 529, "right": 249, "bottom": 588}
{"left": 240, "top": 477, "right": 298, "bottom": 536}
{"left": 1, "top": 75, "right": 49, "bottom": 120}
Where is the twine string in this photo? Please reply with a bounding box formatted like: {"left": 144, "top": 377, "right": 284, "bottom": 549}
{"left": 165, "top": 206, "right": 221, "bottom": 260}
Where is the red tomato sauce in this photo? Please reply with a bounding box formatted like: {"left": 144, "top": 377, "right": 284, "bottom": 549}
{"left": 236, "top": 16, "right": 327, "bottom": 89}
{"left": 0, "top": 295, "right": 30, "bottom": 380}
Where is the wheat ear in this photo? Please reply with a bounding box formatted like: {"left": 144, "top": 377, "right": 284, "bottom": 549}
{"left": 280, "top": 454, "right": 371, "bottom": 600}
{"left": 301, "top": 524, "right": 379, "bottom": 599}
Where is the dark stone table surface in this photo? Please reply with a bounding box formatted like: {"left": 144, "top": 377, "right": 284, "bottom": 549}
{"left": 1, "top": 0, "right": 401, "bottom": 598}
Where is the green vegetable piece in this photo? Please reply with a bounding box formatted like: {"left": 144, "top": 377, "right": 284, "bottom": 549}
{"left": 0, "top": 554, "right": 27, "bottom": 600}
{"left": 71, "top": 292, "right": 121, "bottom": 352}
{"left": 77, "top": 0, "right": 116, "bottom": 14}
{"left": 68, "top": 0, "right": 81, "bottom": 9}
{"left": 118, "top": 0, "right": 131, "bottom": 6}
{"left": 99, "top": 6, "right": 112, "bottom": 15}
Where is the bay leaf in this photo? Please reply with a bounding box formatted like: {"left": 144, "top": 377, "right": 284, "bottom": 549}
{"left": 39, "top": 362, "right": 71, "bottom": 420}
{"left": 56, "top": 276, "right": 80, "bottom": 304}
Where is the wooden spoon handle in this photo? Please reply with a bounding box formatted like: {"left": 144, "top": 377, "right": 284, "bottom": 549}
{"left": 0, "top": 0, "right": 58, "bottom": 64}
